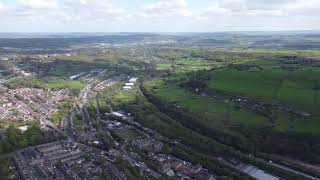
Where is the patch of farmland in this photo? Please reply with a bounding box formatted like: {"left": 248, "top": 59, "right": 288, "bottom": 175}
{"left": 207, "top": 69, "right": 320, "bottom": 114}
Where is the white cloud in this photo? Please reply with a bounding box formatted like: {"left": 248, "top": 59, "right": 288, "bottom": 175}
{"left": 0, "top": 1, "right": 5, "bottom": 11}
{"left": 204, "top": 5, "right": 230, "bottom": 16}
{"left": 59, "top": 0, "right": 127, "bottom": 22}
{"left": 79, "top": 0, "right": 87, "bottom": 5}
{"left": 0, "top": 0, "right": 319, "bottom": 32}
{"left": 197, "top": 0, "right": 320, "bottom": 28}
{"left": 20, "top": 0, "right": 58, "bottom": 9}
{"left": 284, "top": 0, "right": 320, "bottom": 16}
{"left": 143, "top": 0, "right": 192, "bottom": 18}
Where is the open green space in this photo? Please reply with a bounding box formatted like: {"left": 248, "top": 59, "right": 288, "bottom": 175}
{"left": 207, "top": 68, "right": 320, "bottom": 113}
{"left": 144, "top": 73, "right": 320, "bottom": 134}
{"left": 143, "top": 48, "right": 320, "bottom": 165}
{"left": 57, "top": 53, "right": 121, "bottom": 64}
{"left": 6, "top": 76, "right": 86, "bottom": 91}
{"left": 143, "top": 77, "right": 320, "bottom": 163}
{"left": 144, "top": 79, "right": 270, "bottom": 129}
{"left": 44, "top": 77, "right": 86, "bottom": 90}
{"left": 156, "top": 58, "right": 221, "bottom": 72}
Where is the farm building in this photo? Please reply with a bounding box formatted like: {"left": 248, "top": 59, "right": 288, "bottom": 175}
{"left": 123, "top": 86, "right": 132, "bottom": 90}
{"left": 129, "top": 78, "right": 138, "bottom": 83}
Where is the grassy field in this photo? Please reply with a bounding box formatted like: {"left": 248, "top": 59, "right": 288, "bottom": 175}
{"left": 144, "top": 78, "right": 320, "bottom": 134}
{"left": 207, "top": 69, "right": 320, "bottom": 113}
{"left": 56, "top": 53, "right": 121, "bottom": 64}
{"left": 156, "top": 58, "right": 222, "bottom": 72}
{"left": 148, "top": 48, "right": 320, "bottom": 134}
{"left": 7, "top": 76, "right": 86, "bottom": 91}
{"left": 144, "top": 79, "right": 270, "bottom": 128}
{"left": 44, "top": 77, "right": 86, "bottom": 90}
{"left": 273, "top": 110, "right": 320, "bottom": 133}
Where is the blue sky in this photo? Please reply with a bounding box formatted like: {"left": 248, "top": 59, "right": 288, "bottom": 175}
{"left": 0, "top": 0, "right": 319, "bottom": 32}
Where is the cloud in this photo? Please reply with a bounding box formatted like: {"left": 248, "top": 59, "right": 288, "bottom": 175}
{"left": 186, "top": 0, "right": 320, "bottom": 31}
{"left": 1, "top": 0, "right": 128, "bottom": 24}
{"left": 285, "top": 0, "right": 320, "bottom": 16}
{"left": 143, "top": 0, "right": 192, "bottom": 18}
{"left": 203, "top": 5, "right": 230, "bottom": 16}
{"left": 0, "top": 1, "right": 5, "bottom": 11}
{"left": 19, "top": 0, "right": 58, "bottom": 9}
{"left": 0, "top": 0, "right": 319, "bottom": 32}
{"left": 59, "top": 0, "right": 128, "bottom": 22}
{"left": 199, "top": 0, "right": 319, "bottom": 22}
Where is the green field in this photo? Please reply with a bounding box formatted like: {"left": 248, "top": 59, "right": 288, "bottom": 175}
{"left": 207, "top": 69, "right": 320, "bottom": 113}
{"left": 150, "top": 48, "right": 320, "bottom": 134}
{"left": 7, "top": 76, "right": 86, "bottom": 91}
{"left": 44, "top": 77, "right": 86, "bottom": 90}
{"left": 145, "top": 79, "right": 270, "bottom": 127}
{"left": 56, "top": 53, "right": 121, "bottom": 64}
{"left": 144, "top": 77, "right": 320, "bottom": 134}
{"left": 156, "top": 58, "right": 221, "bottom": 72}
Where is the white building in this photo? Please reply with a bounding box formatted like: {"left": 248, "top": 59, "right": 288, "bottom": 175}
{"left": 125, "top": 82, "right": 134, "bottom": 86}
{"left": 112, "top": 112, "right": 125, "bottom": 118}
{"left": 18, "top": 125, "right": 29, "bottom": 133}
{"left": 242, "top": 165, "right": 279, "bottom": 180}
{"left": 129, "top": 78, "right": 138, "bottom": 83}
{"left": 123, "top": 77, "right": 137, "bottom": 91}
{"left": 123, "top": 86, "right": 132, "bottom": 90}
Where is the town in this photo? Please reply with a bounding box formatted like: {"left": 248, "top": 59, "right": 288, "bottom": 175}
{"left": 0, "top": 32, "right": 320, "bottom": 180}
{"left": 3, "top": 75, "right": 218, "bottom": 179}
{"left": 0, "top": 86, "right": 69, "bottom": 129}
{"left": 1, "top": 55, "right": 219, "bottom": 179}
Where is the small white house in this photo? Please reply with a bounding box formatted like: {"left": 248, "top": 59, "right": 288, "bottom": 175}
{"left": 18, "top": 126, "right": 29, "bottom": 133}
{"left": 114, "top": 122, "right": 122, "bottom": 126}
{"left": 129, "top": 78, "right": 138, "bottom": 83}
{"left": 112, "top": 112, "right": 125, "bottom": 117}
{"left": 125, "top": 82, "right": 134, "bottom": 86}
{"left": 123, "top": 86, "right": 132, "bottom": 90}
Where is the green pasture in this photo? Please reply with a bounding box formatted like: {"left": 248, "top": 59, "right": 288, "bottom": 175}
{"left": 207, "top": 69, "right": 320, "bottom": 113}
{"left": 156, "top": 58, "right": 223, "bottom": 72}
{"left": 144, "top": 79, "right": 270, "bottom": 128}
{"left": 144, "top": 78, "right": 320, "bottom": 134}
{"left": 7, "top": 76, "right": 86, "bottom": 90}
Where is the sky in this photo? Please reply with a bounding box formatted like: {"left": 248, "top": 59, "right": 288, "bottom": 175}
{"left": 0, "top": 0, "right": 319, "bottom": 32}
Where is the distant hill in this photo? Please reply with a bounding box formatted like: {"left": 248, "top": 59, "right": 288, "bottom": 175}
{"left": 0, "top": 32, "right": 320, "bottom": 49}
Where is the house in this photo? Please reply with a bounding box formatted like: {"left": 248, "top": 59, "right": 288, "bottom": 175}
{"left": 112, "top": 112, "right": 125, "bottom": 118}
{"left": 18, "top": 125, "right": 29, "bottom": 132}
{"left": 123, "top": 86, "right": 132, "bottom": 90}
{"left": 107, "top": 122, "right": 122, "bottom": 129}
{"left": 129, "top": 78, "right": 138, "bottom": 83}
{"left": 125, "top": 82, "right": 134, "bottom": 86}
{"left": 122, "top": 77, "right": 138, "bottom": 91}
